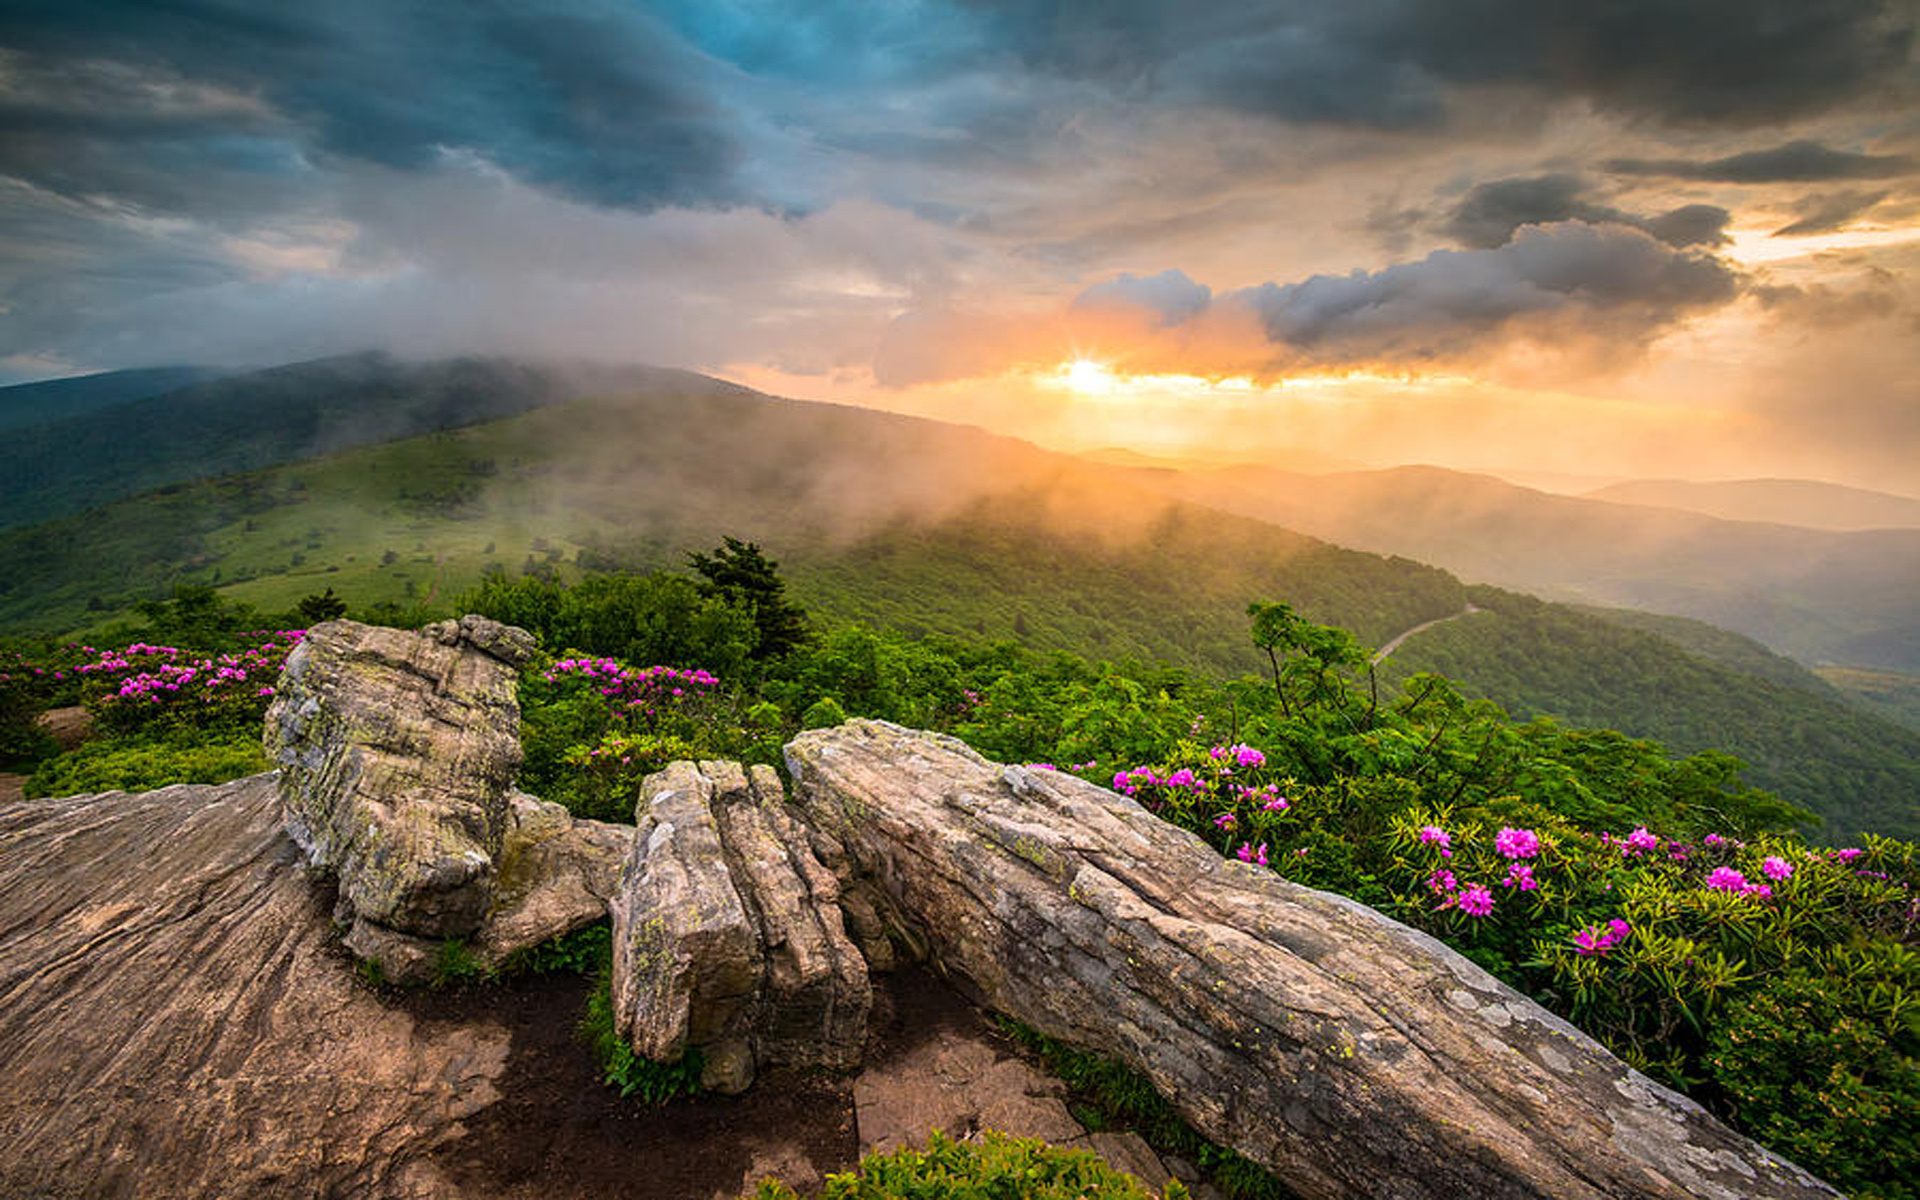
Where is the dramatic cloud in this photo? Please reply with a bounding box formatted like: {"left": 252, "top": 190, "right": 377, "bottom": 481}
{"left": 985, "top": 0, "right": 1915, "bottom": 130}
{"left": 1774, "top": 191, "right": 1891, "bottom": 236}
{"left": 1, "top": 2, "right": 743, "bottom": 213}
{"left": 1605, "top": 139, "right": 1918, "bottom": 182}
{"left": 1236, "top": 223, "right": 1742, "bottom": 369}
{"left": 1443, "top": 175, "right": 1731, "bottom": 249}
{"left": 1, "top": 1, "right": 1915, "bottom": 489}
{"left": 1071, "top": 270, "right": 1213, "bottom": 326}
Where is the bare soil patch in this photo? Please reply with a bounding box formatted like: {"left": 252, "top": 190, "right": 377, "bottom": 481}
{"left": 416, "top": 965, "right": 997, "bottom": 1200}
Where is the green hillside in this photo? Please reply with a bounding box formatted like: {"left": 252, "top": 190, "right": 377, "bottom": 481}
{"left": 1147, "top": 462, "right": 1920, "bottom": 674}
{"left": 0, "top": 365, "right": 226, "bottom": 432}
{"left": 0, "top": 353, "right": 741, "bottom": 531}
{"left": 0, "top": 365, "right": 1914, "bottom": 839}
{"left": 1574, "top": 605, "right": 1844, "bottom": 694}
{"left": 1391, "top": 586, "right": 1920, "bottom": 840}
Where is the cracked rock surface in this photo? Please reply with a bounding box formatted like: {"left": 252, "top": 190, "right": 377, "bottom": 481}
{"left": 266, "top": 615, "right": 534, "bottom": 944}
{"left": 786, "top": 719, "right": 1841, "bottom": 1200}
{"left": 0, "top": 775, "right": 509, "bottom": 1199}
{"left": 612, "top": 759, "right": 870, "bottom": 1093}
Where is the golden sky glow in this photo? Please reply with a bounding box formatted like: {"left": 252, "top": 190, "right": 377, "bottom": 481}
{"left": 6, "top": 3, "right": 1917, "bottom": 494}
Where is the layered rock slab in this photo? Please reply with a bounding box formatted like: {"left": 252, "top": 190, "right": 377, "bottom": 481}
{"left": 266, "top": 614, "right": 534, "bottom": 940}
{"left": 0, "top": 775, "right": 509, "bottom": 1199}
{"left": 612, "top": 759, "right": 869, "bottom": 1093}
{"left": 785, "top": 720, "right": 1840, "bottom": 1200}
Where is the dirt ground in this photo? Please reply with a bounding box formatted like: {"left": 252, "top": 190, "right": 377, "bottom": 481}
{"left": 415, "top": 966, "right": 1002, "bottom": 1200}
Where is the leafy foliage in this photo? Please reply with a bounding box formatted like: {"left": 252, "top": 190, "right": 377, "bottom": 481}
{"left": 743, "top": 1130, "right": 1190, "bottom": 1200}
{"left": 578, "top": 959, "right": 704, "bottom": 1103}
{"left": 24, "top": 732, "right": 267, "bottom": 798}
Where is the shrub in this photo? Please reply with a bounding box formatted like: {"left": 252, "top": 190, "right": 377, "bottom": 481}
{"left": 743, "top": 1130, "right": 1190, "bottom": 1200}
{"left": 517, "top": 651, "right": 777, "bottom": 822}
{"left": 25, "top": 732, "right": 267, "bottom": 798}
{"left": 1706, "top": 972, "right": 1920, "bottom": 1200}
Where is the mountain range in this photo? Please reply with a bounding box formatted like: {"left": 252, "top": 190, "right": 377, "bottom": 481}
{"left": 0, "top": 354, "right": 1914, "bottom": 840}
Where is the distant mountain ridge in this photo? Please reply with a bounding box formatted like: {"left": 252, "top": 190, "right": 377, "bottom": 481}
{"left": 1141, "top": 462, "right": 1920, "bottom": 674}
{"left": 0, "top": 353, "right": 742, "bottom": 532}
{"left": 0, "top": 365, "right": 229, "bottom": 432}
{"left": 1586, "top": 477, "right": 1920, "bottom": 531}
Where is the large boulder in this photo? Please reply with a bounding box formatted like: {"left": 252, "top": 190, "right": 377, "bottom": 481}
{"left": 266, "top": 615, "right": 627, "bottom": 984}
{"left": 266, "top": 615, "right": 534, "bottom": 940}
{"left": 785, "top": 720, "right": 1840, "bottom": 1200}
{"left": 0, "top": 775, "right": 509, "bottom": 1198}
{"left": 612, "top": 760, "right": 870, "bottom": 1094}
{"left": 340, "top": 789, "right": 630, "bottom": 984}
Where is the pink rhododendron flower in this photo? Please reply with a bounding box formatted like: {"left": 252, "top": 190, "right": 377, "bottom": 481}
{"left": 1502, "top": 863, "right": 1538, "bottom": 891}
{"left": 1418, "top": 825, "right": 1451, "bottom": 849}
{"left": 1761, "top": 856, "right": 1793, "bottom": 882}
{"left": 1494, "top": 827, "right": 1540, "bottom": 860}
{"left": 1623, "top": 827, "right": 1659, "bottom": 854}
{"left": 1573, "top": 919, "right": 1632, "bottom": 957}
{"left": 1706, "top": 867, "right": 1748, "bottom": 892}
{"left": 1454, "top": 886, "right": 1495, "bottom": 917}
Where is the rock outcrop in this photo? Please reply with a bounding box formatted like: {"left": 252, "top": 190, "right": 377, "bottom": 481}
{"left": 785, "top": 719, "right": 1840, "bottom": 1200}
{"left": 612, "top": 759, "right": 870, "bottom": 1093}
{"left": 0, "top": 775, "right": 509, "bottom": 1199}
{"left": 266, "top": 615, "right": 622, "bottom": 983}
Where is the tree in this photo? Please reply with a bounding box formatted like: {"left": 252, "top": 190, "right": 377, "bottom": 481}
{"left": 296, "top": 588, "right": 348, "bottom": 623}
{"left": 687, "top": 537, "right": 809, "bottom": 661}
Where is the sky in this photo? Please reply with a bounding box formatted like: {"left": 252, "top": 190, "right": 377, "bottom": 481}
{"left": 2, "top": 1, "right": 1918, "bottom": 490}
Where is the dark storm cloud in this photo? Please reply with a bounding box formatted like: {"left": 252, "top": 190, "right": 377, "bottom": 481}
{"left": 974, "top": 0, "right": 1914, "bottom": 131}
{"left": 1605, "top": 139, "right": 1919, "bottom": 182}
{"left": 1234, "top": 222, "right": 1741, "bottom": 367}
{"left": 1442, "top": 175, "right": 1731, "bottom": 249}
{"left": 0, "top": 0, "right": 743, "bottom": 212}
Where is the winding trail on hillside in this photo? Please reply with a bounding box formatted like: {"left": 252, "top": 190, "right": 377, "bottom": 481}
{"left": 1372, "top": 603, "right": 1485, "bottom": 665}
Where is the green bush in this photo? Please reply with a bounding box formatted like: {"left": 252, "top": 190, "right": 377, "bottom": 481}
{"left": 800, "top": 695, "right": 847, "bottom": 729}
{"left": 1706, "top": 972, "right": 1920, "bottom": 1200}
{"left": 743, "top": 1130, "right": 1189, "bottom": 1200}
{"left": 25, "top": 732, "right": 267, "bottom": 798}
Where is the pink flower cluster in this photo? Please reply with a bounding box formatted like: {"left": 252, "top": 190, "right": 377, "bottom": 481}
{"left": 1235, "top": 842, "right": 1270, "bottom": 867}
{"left": 1494, "top": 826, "right": 1540, "bottom": 860}
{"left": 1621, "top": 827, "right": 1660, "bottom": 854}
{"left": 1573, "top": 918, "right": 1632, "bottom": 957}
{"left": 544, "top": 657, "right": 719, "bottom": 716}
{"left": 1503, "top": 862, "right": 1538, "bottom": 891}
{"left": 1705, "top": 867, "right": 1774, "bottom": 899}
{"left": 1208, "top": 743, "right": 1267, "bottom": 769}
{"left": 1111, "top": 766, "right": 1209, "bottom": 798}
{"left": 105, "top": 632, "right": 304, "bottom": 705}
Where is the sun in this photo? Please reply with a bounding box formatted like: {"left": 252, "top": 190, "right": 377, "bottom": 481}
{"left": 1061, "top": 358, "right": 1117, "bottom": 395}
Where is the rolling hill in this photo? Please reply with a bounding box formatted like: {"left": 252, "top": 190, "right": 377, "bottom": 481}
{"left": 1141, "top": 463, "right": 1920, "bottom": 674}
{"left": 1587, "top": 477, "right": 1920, "bottom": 531}
{"left": 0, "top": 352, "right": 738, "bottom": 531}
{"left": 0, "top": 365, "right": 228, "bottom": 432}
{"left": 2, "top": 356, "right": 1916, "bottom": 839}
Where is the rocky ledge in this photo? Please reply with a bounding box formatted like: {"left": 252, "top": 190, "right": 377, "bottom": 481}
{"left": 783, "top": 719, "right": 1840, "bottom": 1200}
